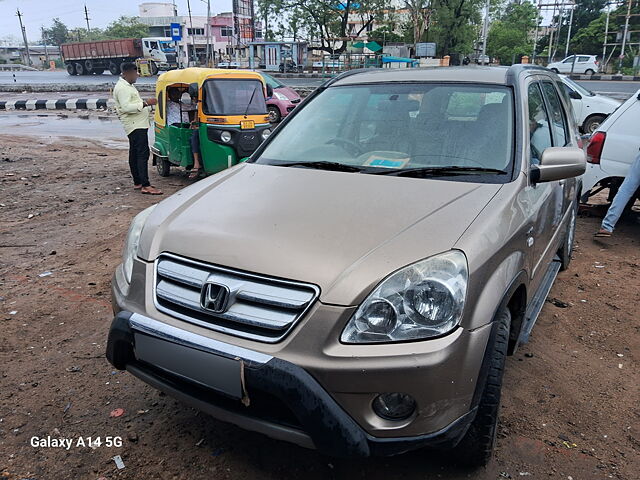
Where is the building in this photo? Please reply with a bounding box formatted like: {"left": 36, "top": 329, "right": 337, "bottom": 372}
{"left": 138, "top": 2, "right": 262, "bottom": 67}
{"left": 0, "top": 45, "right": 61, "bottom": 67}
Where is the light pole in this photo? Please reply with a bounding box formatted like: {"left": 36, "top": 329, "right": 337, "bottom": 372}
{"left": 480, "top": 0, "right": 490, "bottom": 65}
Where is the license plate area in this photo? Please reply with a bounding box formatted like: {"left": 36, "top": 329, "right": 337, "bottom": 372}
{"left": 133, "top": 333, "right": 242, "bottom": 399}
{"left": 240, "top": 120, "right": 255, "bottom": 129}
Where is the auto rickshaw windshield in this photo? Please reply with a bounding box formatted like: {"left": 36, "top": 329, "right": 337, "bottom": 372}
{"left": 202, "top": 79, "right": 267, "bottom": 115}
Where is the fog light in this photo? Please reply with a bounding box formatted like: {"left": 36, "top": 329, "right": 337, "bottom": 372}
{"left": 220, "top": 131, "right": 232, "bottom": 143}
{"left": 372, "top": 393, "right": 416, "bottom": 420}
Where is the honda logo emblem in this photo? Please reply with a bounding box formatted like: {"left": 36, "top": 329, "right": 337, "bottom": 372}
{"left": 201, "top": 282, "right": 230, "bottom": 314}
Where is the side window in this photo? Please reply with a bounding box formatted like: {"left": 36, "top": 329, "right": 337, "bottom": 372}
{"left": 541, "top": 81, "right": 569, "bottom": 146}
{"left": 563, "top": 56, "right": 574, "bottom": 64}
{"left": 578, "top": 56, "right": 590, "bottom": 63}
{"left": 528, "top": 83, "right": 553, "bottom": 164}
{"left": 157, "top": 92, "right": 164, "bottom": 120}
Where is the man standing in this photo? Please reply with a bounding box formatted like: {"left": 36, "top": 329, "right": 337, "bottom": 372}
{"left": 595, "top": 153, "right": 640, "bottom": 237}
{"left": 113, "top": 63, "right": 162, "bottom": 195}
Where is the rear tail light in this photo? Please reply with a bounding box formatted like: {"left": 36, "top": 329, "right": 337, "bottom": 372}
{"left": 586, "top": 131, "right": 606, "bottom": 164}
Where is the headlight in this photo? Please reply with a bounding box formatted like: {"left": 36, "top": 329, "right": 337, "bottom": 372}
{"left": 341, "top": 250, "right": 468, "bottom": 343}
{"left": 273, "top": 91, "right": 288, "bottom": 101}
{"left": 122, "top": 205, "right": 156, "bottom": 283}
{"left": 261, "top": 129, "right": 271, "bottom": 141}
{"left": 220, "top": 131, "right": 232, "bottom": 143}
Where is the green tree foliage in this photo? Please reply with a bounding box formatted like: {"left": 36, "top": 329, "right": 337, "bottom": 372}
{"left": 276, "top": 0, "right": 390, "bottom": 53}
{"left": 429, "top": 0, "right": 484, "bottom": 56}
{"left": 42, "top": 18, "right": 70, "bottom": 46}
{"left": 570, "top": 13, "right": 608, "bottom": 54}
{"left": 367, "top": 25, "right": 404, "bottom": 44}
{"left": 102, "top": 16, "right": 150, "bottom": 39}
{"left": 487, "top": 1, "right": 538, "bottom": 64}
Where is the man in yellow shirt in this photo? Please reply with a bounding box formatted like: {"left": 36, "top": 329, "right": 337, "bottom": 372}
{"left": 113, "top": 63, "right": 162, "bottom": 195}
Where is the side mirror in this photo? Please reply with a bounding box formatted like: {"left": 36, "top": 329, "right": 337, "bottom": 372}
{"left": 568, "top": 90, "right": 582, "bottom": 100}
{"left": 531, "top": 147, "right": 586, "bottom": 183}
{"left": 188, "top": 82, "right": 199, "bottom": 101}
{"left": 266, "top": 84, "right": 273, "bottom": 98}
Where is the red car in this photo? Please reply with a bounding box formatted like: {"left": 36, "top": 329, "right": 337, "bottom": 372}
{"left": 261, "top": 72, "right": 302, "bottom": 123}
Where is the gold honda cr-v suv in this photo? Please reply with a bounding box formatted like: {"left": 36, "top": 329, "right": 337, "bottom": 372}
{"left": 107, "top": 65, "right": 585, "bottom": 466}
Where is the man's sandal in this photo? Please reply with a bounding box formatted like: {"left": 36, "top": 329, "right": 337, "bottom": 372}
{"left": 141, "top": 186, "right": 163, "bottom": 195}
{"left": 594, "top": 229, "right": 612, "bottom": 237}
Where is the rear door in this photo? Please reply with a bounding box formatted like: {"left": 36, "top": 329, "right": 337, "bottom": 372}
{"left": 600, "top": 97, "right": 640, "bottom": 176}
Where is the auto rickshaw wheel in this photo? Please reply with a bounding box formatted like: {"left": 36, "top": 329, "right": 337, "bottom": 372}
{"left": 155, "top": 155, "right": 171, "bottom": 177}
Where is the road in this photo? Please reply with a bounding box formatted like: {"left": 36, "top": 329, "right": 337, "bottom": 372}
{"left": 2, "top": 71, "right": 638, "bottom": 98}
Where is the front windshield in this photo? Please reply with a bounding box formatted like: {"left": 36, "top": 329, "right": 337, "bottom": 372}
{"left": 160, "top": 41, "right": 175, "bottom": 53}
{"left": 262, "top": 73, "right": 285, "bottom": 89}
{"left": 203, "top": 79, "right": 267, "bottom": 115}
{"left": 562, "top": 77, "right": 594, "bottom": 97}
{"left": 255, "top": 83, "right": 514, "bottom": 176}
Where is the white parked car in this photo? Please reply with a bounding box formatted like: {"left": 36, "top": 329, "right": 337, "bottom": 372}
{"left": 581, "top": 89, "right": 640, "bottom": 209}
{"left": 560, "top": 76, "right": 621, "bottom": 133}
{"left": 548, "top": 55, "right": 599, "bottom": 75}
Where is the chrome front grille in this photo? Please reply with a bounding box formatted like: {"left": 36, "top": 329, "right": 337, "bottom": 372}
{"left": 154, "top": 253, "right": 320, "bottom": 342}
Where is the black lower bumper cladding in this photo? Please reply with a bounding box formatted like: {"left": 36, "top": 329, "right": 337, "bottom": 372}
{"left": 106, "top": 311, "right": 474, "bottom": 458}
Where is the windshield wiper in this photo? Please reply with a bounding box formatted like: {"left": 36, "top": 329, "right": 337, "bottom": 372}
{"left": 274, "top": 161, "right": 363, "bottom": 172}
{"left": 372, "top": 166, "right": 508, "bottom": 177}
{"left": 243, "top": 85, "right": 258, "bottom": 117}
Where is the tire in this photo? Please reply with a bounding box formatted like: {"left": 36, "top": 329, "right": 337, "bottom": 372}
{"left": 156, "top": 155, "right": 171, "bottom": 177}
{"left": 108, "top": 62, "right": 120, "bottom": 75}
{"left": 267, "top": 105, "right": 282, "bottom": 123}
{"left": 583, "top": 115, "right": 606, "bottom": 134}
{"left": 454, "top": 307, "right": 511, "bottom": 467}
{"left": 585, "top": 69, "right": 595, "bottom": 75}
{"left": 559, "top": 197, "right": 578, "bottom": 271}
{"left": 84, "top": 60, "right": 95, "bottom": 74}
{"left": 66, "top": 63, "right": 77, "bottom": 75}
{"left": 551, "top": 68, "right": 559, "bottom": 73}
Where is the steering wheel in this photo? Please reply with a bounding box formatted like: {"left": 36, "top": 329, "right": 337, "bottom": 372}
{"left": 326, "top": 138, "right": 363, "bottom": 156}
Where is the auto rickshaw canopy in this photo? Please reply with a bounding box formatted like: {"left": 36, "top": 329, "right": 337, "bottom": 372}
{"left": 154, "top": 67, "right": 267, "bottom": 127}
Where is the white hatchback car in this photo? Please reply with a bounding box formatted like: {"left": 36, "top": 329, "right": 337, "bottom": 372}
{"left": 581, "top": 89, "right": 640, "bottom": 208}
{"left": 548, "top": 55, "right": 599, "bottom": 75}
{"left": 560, "top": 76, "right": 621, "bottom": 133}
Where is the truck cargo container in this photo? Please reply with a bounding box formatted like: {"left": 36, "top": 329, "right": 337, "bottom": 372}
{"left": 62, "top": 37, "right": 178, "bottom": 76}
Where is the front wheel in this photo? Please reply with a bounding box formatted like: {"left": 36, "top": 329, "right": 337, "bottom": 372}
{"left": 453, "top": 307, "right": 511, "bottom": 467}
{"left": 551, "top": 68, "right": 559, "bottom": 73}
{"left": 267, "top": 105, "right": 282, "bottom": 123}
{"left": 583, "top": 115, "right": 606, "bottom": 134}
{"left": 155, "top": 155, "right": 171, "bottom": 177}
{"left": 585, "top": 69, "right": 595, "bottom": 75}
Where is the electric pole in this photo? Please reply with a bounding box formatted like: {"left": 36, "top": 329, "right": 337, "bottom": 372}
{"left": 41, "top": 26, "right": 50, "bottom": 66}
{"left": 187, "top": 0, "right": 195, "bottom": 66}
{"left": 480, "top": 0, "right": 490, "bottom": 65}
{"left": 565, "top": 5, "right": 574, "bottom": 58}
{"left": 618, "top": 0, "right": 632, "bottom": 74}
{"left": 16, "top": 9, "right": 32, "bottom": 67}
{"left": 84, "top": 5, "right": 91, "bottom": 39}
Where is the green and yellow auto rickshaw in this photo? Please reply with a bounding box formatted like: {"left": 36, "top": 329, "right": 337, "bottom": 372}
{"left": 151, "top": 67, "right": 273, "bottom": 177}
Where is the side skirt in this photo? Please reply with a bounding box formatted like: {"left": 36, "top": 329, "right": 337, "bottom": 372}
{"left": 518, "top": 256, "right": 562, "bottom": 344}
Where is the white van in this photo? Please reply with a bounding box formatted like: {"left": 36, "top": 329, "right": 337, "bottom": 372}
{"left": 581, "top": 89, "right": 640, "bottom": 206}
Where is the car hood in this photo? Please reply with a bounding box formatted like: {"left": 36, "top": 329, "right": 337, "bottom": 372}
{"left": 277, "top": 85, "right": 301, "bottom": 101}
{"left": 139, "top": 163, "right": 501, "bottom": 305}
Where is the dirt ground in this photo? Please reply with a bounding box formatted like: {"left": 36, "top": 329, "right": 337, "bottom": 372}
{"left": 0, "top": 127, "right": 638, "bottom": 480}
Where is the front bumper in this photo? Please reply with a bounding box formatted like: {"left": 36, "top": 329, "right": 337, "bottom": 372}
{"left": 106, "top": 311, "right": 477, "bottom": 457}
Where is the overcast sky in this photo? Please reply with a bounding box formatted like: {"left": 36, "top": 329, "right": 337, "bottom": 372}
{"left": 1, "top": 0, "right": 233, "bottom": 42}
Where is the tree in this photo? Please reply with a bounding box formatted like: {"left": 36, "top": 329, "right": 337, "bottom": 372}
{"left": 487, "top": 1, "right": 538, "bottom": 64}
{"left": 42, "top": 18, "right": 69, "bottom": 47}
{"left": 276, "top": 0, "right": 389, "bottom": 54}
{"left": 430, "top": 0, "right": 484, "bottom": 56}
{"left": 367, "top": 25, "right": 404, "bottom": 44}
{"left": 404, "top": 0, "right": 433, "bottom": 48}
{"left": 102, "top": 16, "right": 149, "bottom": 39}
